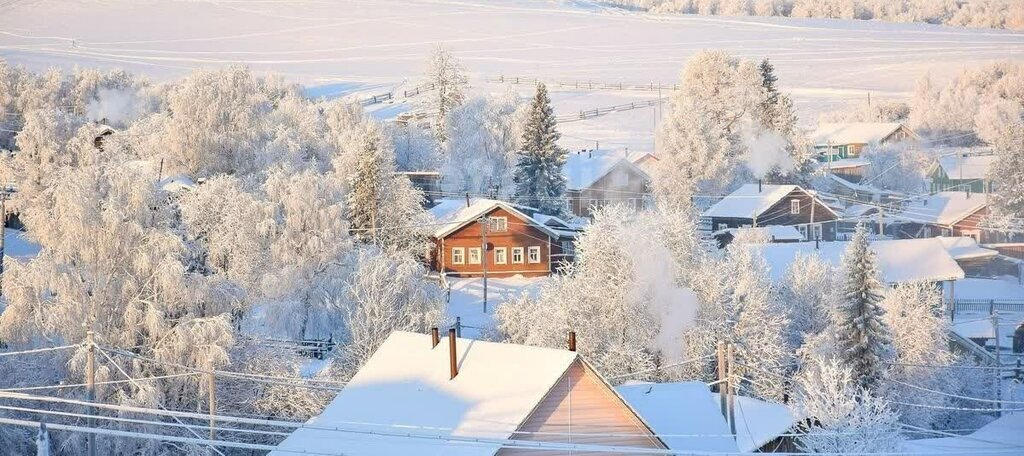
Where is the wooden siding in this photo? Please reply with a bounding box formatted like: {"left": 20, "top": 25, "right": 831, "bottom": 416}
{"left": 498, "top": 360, "right": 665, "bottom": 456}
{"left": 709, "top": 188, "right": 839, "bottom": 241}
{"left": 569, "top": 162, "right": 649, "bottom": 218}
{"left": 432, "top": 206, "right": 557, "bottom": 278}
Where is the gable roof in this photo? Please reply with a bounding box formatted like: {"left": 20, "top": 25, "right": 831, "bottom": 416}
{"left": 429, "top": 198, "right": 560, "bottom": 239}
{"left": 810, "top": 122, "right": 911, "bottom": 146}
{"left": 703, "top": 184, "right": 838, "bottom": 220}
{"left": 269, "top": 332, "right": 651, "bottom": 456}
{"left": 935, "top": 236, "right": 998, "bottom": 261}
{"left": 933, "top": 154, "right": 997, "bottom": 181}
{"left": 564, "top": 149, "right": 649, "bottom": 191}
{"left": 617, "top": 381, "right": 795, "bottom": 453}
{"left": 895, "top": 192, "right": 987, "bottom": 227}
{"left": 750, "top": 238, "right": 965, "bottom": 284}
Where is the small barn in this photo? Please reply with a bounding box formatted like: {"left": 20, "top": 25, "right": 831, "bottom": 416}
{"left": 269, "top": 331, "right": 670, "bottom": 456}
{"left": 564, "top": 150, "right": 651, "bottom": 218}
{"left": 703, "top": 184, "right": 840, "bottom": 242}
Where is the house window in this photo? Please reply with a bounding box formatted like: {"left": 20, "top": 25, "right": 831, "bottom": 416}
{"left": 797, "top": 225, "right": 808, "bottom": 240}
{"left": 528, "top": 246, "right": 541, "bottom": 264}
{"left": 717, "top": 223, "right": 728, "bottom": 231}
{"left": 489, "top": 217, "right": 508, "bottom": 232}
{"left": 790, "top": 199, "right": 801, "bottom": 215}
{"left": 468, "top": 247, "right": 482, "bottom": 265}
{"left": 512, "top": 247, "right": 524, "bottom": 264}
{"left": 494, "top": 247, "right": 507, "bottom": 265}
{"left": 812, "top": 224, "right": 822, "bottom": 240}
{"left": 451, "top": 247, "right": 465, "bottom": 265}
{"left": 561, "top": 240, "right": 575, "bottom": 256}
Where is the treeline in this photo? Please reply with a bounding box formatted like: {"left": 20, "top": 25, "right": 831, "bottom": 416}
{"left": 602, "top": 0, "right": 1024, "bottom": 30}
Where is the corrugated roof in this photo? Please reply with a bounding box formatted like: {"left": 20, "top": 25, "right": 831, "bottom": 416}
{"left": 810, "top": 122, "right": 906, "bottom": 146}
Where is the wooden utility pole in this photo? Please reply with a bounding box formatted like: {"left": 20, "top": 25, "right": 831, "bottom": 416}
{"left": 726, "top": 343, "right": 736, "bottom": 437}
{"left": 208, "top": 373, "right": 217, "bottom": 440}
{"left": 478, "top": 216, "right": 490, "bottom": 313}
{"left": 0, "top": 190, "right": 5, "bottom": 297}
{"left": 86, "top": 330, "right": 96, "bottom": 456}
{"left": 993, "top": 310, "right": 1002, "bottom": 417}
{"left": 717, "top": 341, "right": 727, "bottom": 418}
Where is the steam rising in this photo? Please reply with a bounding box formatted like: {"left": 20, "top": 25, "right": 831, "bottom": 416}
{"left": 87, "top": 88, "right": 141, "bottom": 126}
{"left": 742, "top": 129, "right": 793, "bottom": 179}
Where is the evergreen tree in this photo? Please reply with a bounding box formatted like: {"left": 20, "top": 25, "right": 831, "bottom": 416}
{"left": 425, "top": 46, "right": 466, "bottom": 151}
{"left": 834, "top": 223, "right": 892, "bottom": 390}
{"left": 759, "top": 58, "right": 779, "bottom": 116}
{"left": 514, "top": 82, "right": 567, "bottom": 215}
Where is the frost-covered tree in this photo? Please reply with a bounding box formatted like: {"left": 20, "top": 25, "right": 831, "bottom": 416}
{"left": 819, "top": 99, "right": 910, "bottom": 124}
{"left": 834, "top": 224, "right": 892, "bottom": 390}
{"left": 425, "top": 45, "right": 467, "bottom": 149}
{"left": 989, "top": 113, "right": 1024, "bottom": 220}
{"left": 796, "top": 356, "right": 903, "bottom": 454}
{"left": 443, "top": 89, "right": 525, "bottom": 196}
{"left": 513, "top": 82, "right": 567, "bottom": 214}
{"left": 781, "top": 253, "right": 839, "bottom": 349}
{"left": 757, "top": 58, "right": 797, "bottom": 136}
{"left": 390, "top": 121, "right": 439, "bottom": 172}
{"left": 860, "top": 143, "right": 929, "bottom": 193}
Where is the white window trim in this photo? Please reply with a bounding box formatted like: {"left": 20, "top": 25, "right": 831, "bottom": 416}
{"left": 468, "top": 247, "right": 482, "bottom": 265}
{"left": 451, "top": 247, "right": 465, "bottom": 265}
{"left": 494, "top": 247, "right": 507, "bottom": 265}
{"left": 790, "top": 199, "right": 801, "bottom": 215}
{"left": 512, "top": 247, "right": 524, "bottom": 264}
{"left": 528, "top": 246, "right": 541, "bottom": 264}
{"left": 490, "top": 217, "right": 508, "bottom": 232}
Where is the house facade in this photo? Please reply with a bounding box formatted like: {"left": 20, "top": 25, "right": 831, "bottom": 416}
{"left": 811, "top": 122, "right": 917, "bottom": 162}
{"left": 892, "top": 192, "right": 992, "bottom": 242}
{"left": 564, "top": 150, "right": 651, "bottom": 218}
{"left": 429, "top": 199, "right": 570, "bottom": 278}
{"left": 703, "top": 184, "right": 840, "bottom": 242}
{"left": 927, "top": 153, "right": 996, "bottom": 194}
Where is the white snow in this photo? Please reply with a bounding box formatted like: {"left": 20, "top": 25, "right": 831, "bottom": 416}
{"left": 950, "top": 278, "right": 1024, "bottom": 301}
{"left": 3, "top": 228, "right": 41, "bottom": 260}
{"left": 269, "top": 331, "right": 579, "bottom": 456}
{"left": 809, "top": 122, "right": 907, "bottom": 146}
{"left": 751, "top": 238, "right": 965, "bottom": 284}
{"left": 936, "top": 236, "right": 998, "bottom": 261}
{"left": 934, "top": 153, "right": 998, "bottom": 180}
{"left": 563, "top": 149, "right": 641, "bottom": 191}
{"left": 714, "top": 225, "right": 804, "bottom": 242}
{"left": 428, "top": 198, "right": 559, "bottom": 239}
{"left": 158, "top": 174, "right": 195, "bottom": 193}
{"left": 703, "top": 184, "right": 800, "bottom": 219}
{"left": 895, "top": 192, "right": 988, "bottom": 226}
{"left": 902, "top": 413, "right": 1024, "bottom": 456}
{"left": 617, "top": 381, "right": 795, "bottom": 453}
{"left": 446, "top": 276, "right": 547, "bottom": 339}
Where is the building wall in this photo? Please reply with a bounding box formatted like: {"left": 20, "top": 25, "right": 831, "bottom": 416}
{"left": 569, "top": 163, "right": 649, "bottom": 218}
{"left": 708, "top": 188, "right": 838, "bottom": 241}
{"left": 498, "top": 360, "right": 665, "bottom": 455}
{"left": 432, "top": 207, "right": 557, "bottom": 278}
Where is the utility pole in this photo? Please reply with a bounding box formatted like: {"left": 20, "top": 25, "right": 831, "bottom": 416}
{"left": 717, "top": 341, "right": 727, "bottom": 418}
{"left": 86, "top": 330, "right": 96, "bottom": 456}
{"left": 478, "top": 216, "right": 490, "bottom": 313}
{"left": 993, "top": 310, "right": 1002, "bottom": 417}
{"left": 208, "top": 373, "right": 217, "bottom": 440}
{"left": 0, "top": 189, "right": 6, "bottom": 297}
{"left": 727, "top": 343, "right": 736, "bottom": 437}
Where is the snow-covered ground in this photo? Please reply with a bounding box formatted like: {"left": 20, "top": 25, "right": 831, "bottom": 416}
{"left": 3, "top": 228, "right": 41, "bottom": 261}
{"left": 445, "top": 276, "right": 546, "bottom": 339}
{"left": 2, "top": 0, "right": 1022, "bottom": 151}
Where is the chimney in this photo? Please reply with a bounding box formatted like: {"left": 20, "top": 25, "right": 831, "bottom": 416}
{"left": 448, "top": 328, "right": 458, "bottom": 379}
{"left": 758, "top": 179, "right": 762, "bottom": 193}
{"left": 465, "top": 192, "right": 470, "bottom": 208}
{"left": 431, "top": 327, "right": 439, "bottom": 348}
{"left": 568, "top": 331, "right": 577, "bottom": 352}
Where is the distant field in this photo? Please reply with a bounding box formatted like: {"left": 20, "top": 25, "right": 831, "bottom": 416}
{"left": 2, "top": 0, "right": 1022, "bottom": 150}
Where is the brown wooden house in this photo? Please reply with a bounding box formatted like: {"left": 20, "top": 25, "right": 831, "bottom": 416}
{"left": 564, "top": 150, "right": 651, "bottom": 218}
{"left": 702, "top": 184, "right": 840, "bottom": 241}
{"left": 428, "top": 199, "right": 572, "bottom": 278}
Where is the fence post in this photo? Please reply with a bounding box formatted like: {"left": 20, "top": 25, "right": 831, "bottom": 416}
{"left": 991, "top": 300, "right": 995, "bottom": 315}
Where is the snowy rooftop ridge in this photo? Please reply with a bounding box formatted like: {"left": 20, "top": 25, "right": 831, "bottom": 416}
{"left": 894, "top": 191, "right": 987, "bottom": 226}
{"left": 902, "top": 413, "right": 1024, "bottom": 456}
{"left": 269, "top": 331, "right": 581, "bottom": 456}
{"left": 428, "top": 198, "right": 561, "bottom": 239}
{"left": 713, "top": 225, "right": 804, "bottom": 242}
{"left": 934, "top": 153, "right": 997, "bottom": 180}
{"left": 617, "top": 381, "right": 795, "bottom": 453}
{"left": 750, "top": 238, "right": 965, "bottom": 284}
{"left": 563, "top": 149, "right": 646, "bottom": 191}
{"left": 810, "top": 122, "right": 907, "bottom": 146}
{"left": 702, "top": 184, "right": 800, "bottom": 219}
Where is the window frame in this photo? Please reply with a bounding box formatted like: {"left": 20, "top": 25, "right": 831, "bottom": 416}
{"left": 451, "top": 247, "right": 465, "bottom": 265}
{"left": 790, "top": 199, "right": 801, "bottom": 215}
{"left": 494, "top": 247, "right": 507, "bottom": 265}
{"left": 512, "top": 247, "right": 524, "bottom": 264}
{"left": 528, "top": 246, "right": 541, "bottom": 264}
{"left": 468, "top": 247, "right": 482, "bottom": 265}
{"left": 490, "top": 217, "right": 508, "bottom": 232}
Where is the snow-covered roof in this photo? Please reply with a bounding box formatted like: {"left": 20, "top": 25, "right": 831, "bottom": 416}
{"left": 810, "top": 122, "right": 910, "bottom": 146}
{"left": 819, "top": 157, "right": 870, "bottom": 169}
{"left": 703, "top": 184, "right": 837, "bottom": 219}
{"left": 895, "top": 192, "right": 987, "bottom": 226}
{"left": 751, "top": 238, "right": 965, "bottom": 284}
{"left": 713, "top": 225, "right": 804, "bottom": 242}
{"left": 270, "top": 331, "right": 580, "bottom": 456}
{"left": 159, "top": 175, "right": 196, "bottom": 193}
{"left": 3, "top": 228, "right": 41, "bottom": 261}
{"left": 843, "top": 203, "right": 879, "bottom": 218}
{"left": 617, "top": 381, "right": 795, "bottom": 453}
{"left": 428, "top": 198, "right": 560, "bottom": 239}
{"left": 902, "top": 413, "right": 1024, "bottom": 456}
{"left": 564, "top": 149, "right": 647, "bottom": 191}
{"left": 934, "top": 154, "right": 997, "bottom": 180}
{"left": 935, "top": 236, "right": 998, "bottom": 261}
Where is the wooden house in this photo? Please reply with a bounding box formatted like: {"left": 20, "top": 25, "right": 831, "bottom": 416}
{"left": 428, "top": 198, "right": 573, "bottom": 278}
{"left": 269, "top": 331, "right": 670, "bottom": 456}
{"left": 927, "top": 153, "right": 996, "bottom": 194}
{"left": 892, "top": 192, "right": 991, "bottom": 242}
{"left": 810, "top": 122, "right": 918, "bottom": 162}
{"left": 564, "top": 150, "right": 651, "bottom": 218}
{"left": 702, "top": 184, "right": 840, "bottom": 242}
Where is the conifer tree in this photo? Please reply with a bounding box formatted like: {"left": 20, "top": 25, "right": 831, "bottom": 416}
{"left": 835, "top": 223, "right": 892, "bottom": 390}
{"left": 514, "top": 82, "right": 567, "bottom": 215}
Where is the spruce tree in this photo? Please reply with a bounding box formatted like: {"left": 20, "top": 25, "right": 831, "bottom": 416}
{"left": 835, "top": 223, "right": 892, "bottom": 390}
{"left": 759, "top": 58, "right": 779, "bottom": 113}
{"left": 990, "top": 124, "right": 1024, "bottom": 220}
{"left": 514, "top": 82, "right": 567, "bottom": 215}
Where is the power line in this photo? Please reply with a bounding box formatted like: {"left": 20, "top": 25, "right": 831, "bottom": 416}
{"left": 0, "top": 344, "right": 79, "bottom": 358}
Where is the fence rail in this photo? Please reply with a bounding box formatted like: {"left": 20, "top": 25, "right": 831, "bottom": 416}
{"left": 489, "top": 75, "right": 678, "bottom": 92}
{"left": 953, "top": 299, "right": 1024, "bottom": 314}
{"left": 555, "top": 98, "right": 665, "bottom": 123}
{"left": 360, "top": 82, "right": 437, "bottom": 106}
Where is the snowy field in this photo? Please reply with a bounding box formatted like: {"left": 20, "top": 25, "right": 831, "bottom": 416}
{"left": 2, "top": 0, "right": 1023, "bottom": 151}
